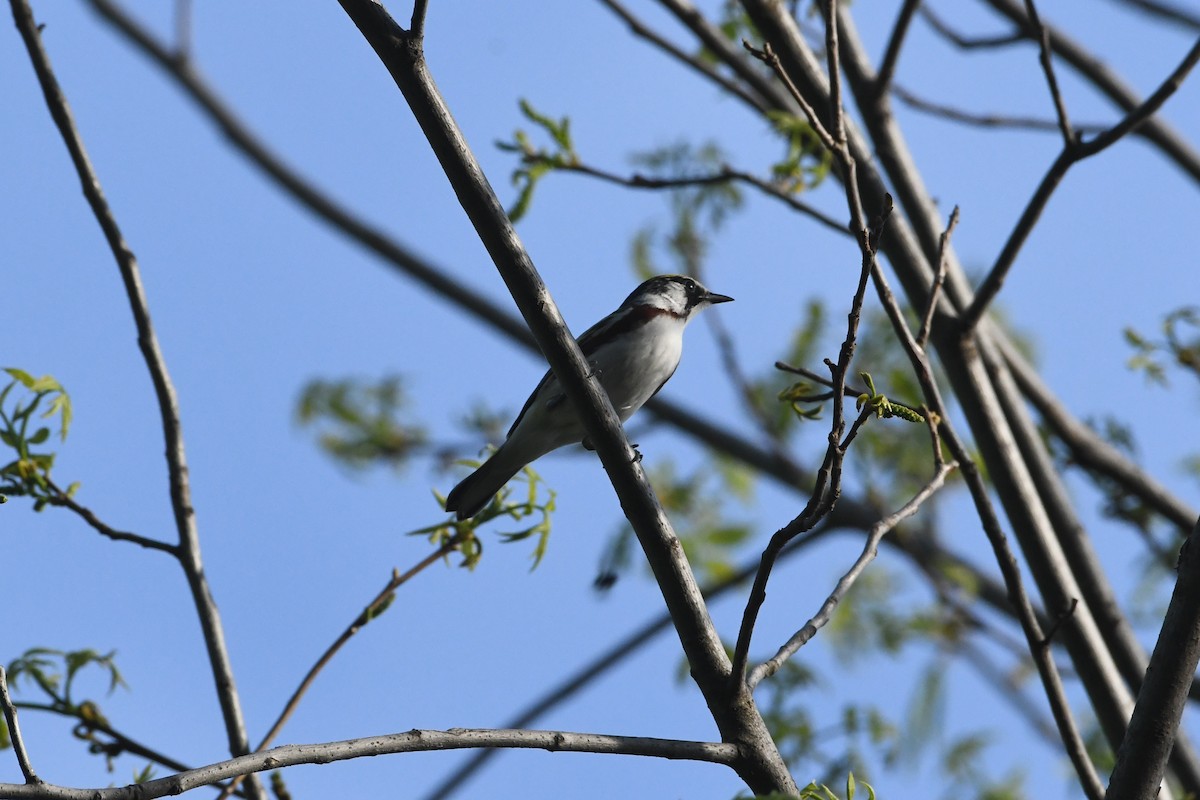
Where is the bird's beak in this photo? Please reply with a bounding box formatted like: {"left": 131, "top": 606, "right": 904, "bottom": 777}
{"left": 705, "top": 291, "right": 734, "bottom": 305}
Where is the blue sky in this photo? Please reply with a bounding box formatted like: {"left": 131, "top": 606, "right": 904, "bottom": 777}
{"left": 3, "top": 2, "right": 1199, "bottom": 798}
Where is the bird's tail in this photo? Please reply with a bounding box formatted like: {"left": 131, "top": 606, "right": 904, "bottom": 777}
{"left": 444, "top": 445, "right": 525, "bottom": 521}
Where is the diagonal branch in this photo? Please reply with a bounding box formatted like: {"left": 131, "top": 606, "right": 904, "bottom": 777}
{"left": 596, "top": 0, "right": 771, "bottom": 114}
{"left": 875, "top": 0, "right": 921, "bottom": 98}
{"left": 999, "top": 340, "right": 1199, "bottom": 533}
{"left": 748, "top": 460, "right": 957, "bottom": 689}
{"left": 79, "top": 0, "right": 817, "bottom": 525}
{"left": 43, "top": 478, "right": 176, "bottom": 555}
{"left": 893, "top": 84, "right": 1107, "bottom": 133}
{"left": 981, "top": 0, "right": 1200, "bottom": 185}
{"left": 334, "top": 2, "right": 795, "bottom": 794}
{"left": 1107, "top": 517, "right": 1200, "bottom": 799}
{"left": 961, "top": 31, "right": 1200, "bottom": 330}
{"left": 215, "top": 533, "right": 466, "bottom": 800}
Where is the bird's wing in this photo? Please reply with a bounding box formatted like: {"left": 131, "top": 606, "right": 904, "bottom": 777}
{"left": 503, "top": 308, "right": 635, "bottom": 439}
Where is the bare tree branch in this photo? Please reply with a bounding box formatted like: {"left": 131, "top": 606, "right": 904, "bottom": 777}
{"left": 893, "top": 83, "right": 1107, "bottom": 133}
{"left": 916, "top": 204, "right": 958, "bottom": 348}
{"left": 981, "top": 0, "right": 1200, "bottom": 185}
{"left": 749, "top": 460, "right": 957, "bottom": 688}
{"left": 1106, "top": 0, "right": 1200, "bottom": 31}
{"left": 0, "top": 728, "right": 740, "bottom": 800}
{"left": 875, "top": 0, "right": 921, "bottom": 98}
{"left": 998, "top": 340, "right": 1199, "bottom": 533}
{"left": 1107, "top": 517, "right": 1200, "bottom": 799}
{"left": 0, "top": 667, "right": 39, "bottom": 785}
{"left": 596, "top": 0, "right": 771, "bottom": 114}
{"left": 919, "top": 6, "right": 1025, "bottom": 49}
{"left": 78, "top": 0, "right": 827, "bottom": 525}
{"left": 962, "top": 30, "right": 1200, "bottom": 331}
{"left": 42, "top": 478, "right": 176, "bottom": 555}
{"left": 10, "top": 3, "right": 262, "bottom": 797}
{"left": 334, "top": 2, "right": 796, "bottom": 794}
{"left": 1022, "top": 0, "right": 1076, "bottom": 146}
{"left": 215, "top": 534, "right": 466, "bottom": 800}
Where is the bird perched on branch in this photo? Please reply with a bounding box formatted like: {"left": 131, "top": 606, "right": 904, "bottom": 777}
{"left": 444, "top": 274, "right": 733, "bottom": 520}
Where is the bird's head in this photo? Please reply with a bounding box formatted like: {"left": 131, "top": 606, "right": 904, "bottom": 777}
{"left": 620, "top": 274, "right": 733, "bottom": 320}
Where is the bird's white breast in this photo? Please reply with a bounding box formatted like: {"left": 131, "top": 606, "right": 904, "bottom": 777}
{"left": 593, "top": 312, "right": 685, "bottom": 417}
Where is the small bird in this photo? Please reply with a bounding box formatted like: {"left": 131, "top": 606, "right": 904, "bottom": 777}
{"left": 444, "top": 274, "right": 733, "bottom": 520}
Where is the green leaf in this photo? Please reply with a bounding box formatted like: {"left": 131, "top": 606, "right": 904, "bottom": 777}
{"left": 29, "top": 427, "right": 50, "bottom": 445}
{"left": 4, "top": 368, "right": 36, "bottom": 388}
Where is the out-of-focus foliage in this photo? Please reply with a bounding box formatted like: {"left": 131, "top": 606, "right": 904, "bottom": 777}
{"left": 296, "top": 375, "right": 427, "bottom": 471}
{"left": 1125, "top": 306, "right": 1200, "bottom": 387}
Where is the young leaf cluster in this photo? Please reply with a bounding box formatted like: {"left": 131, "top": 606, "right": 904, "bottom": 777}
{"left": 496, "top": 99, "right": 578, "bottom": 222}
{"left": 423, "top": 462, "right": 556, "bottom": 570}
{"left": 0, "top": 368, "right": 77, "bottom": 509}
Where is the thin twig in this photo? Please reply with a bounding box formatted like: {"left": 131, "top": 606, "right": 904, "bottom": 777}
{"left": 962, "top": 32, "right": 1200, "bottom": 331}
{"left": 0, "top": 667, "right": 39, "bottom": 785}
{"left": 215, "top": 534, "right": 466, "bottom": 800}
{"left": 1108, "top": 0, "right": 1200, "bottom": 31}
{"left": 916, "top": 204, "right": 958, "bottom": 347}
{"left": 893, "top": 84, "right": 1107, "bottom": 134}
{"left": 853, "top": 225, "right": 1106, "bottom": 800}
{"left": 43, "top": 478, "right": 176, "bottom": 555}
{"left": 10, "top": 3, "right": 261, "bottom": 796}
{"left": 875, "top": 0, "right": 921, "bottom": 98}
{"left": 749, "top": 460, "right": 956, "bottom": 688}
{"left": 173, "top": 0, "right": 191, "bottom": 61}
{"left": 1023, "top": 0, "right": 1076, "bottom": 146}
{"left": 919, "top": 6, "right": 1023, "bottom": 49}
{"left": 985, "top": 0, "right": 1200, "bottom": 185}
{"left": 596, "top": 0, "right": 771, "bottom": 114}
{"left": 729, "top": 13, "right": 893, "bottom": 683}
{"left": 556, "top": 160, "right": 849, "bottom": 236}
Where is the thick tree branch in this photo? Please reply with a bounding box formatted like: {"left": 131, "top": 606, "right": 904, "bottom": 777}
{"left": 999, "top": 340, "right": 1199, "bottom": 533}
{"left": 10, "top": 3, "right": 261, "bottom": 796}
{"left": 0, "top": 728, "right": 739, "bottom": 800}
{"left": 334, "top": 2, "right": 794, "bottom": 794}
{"left": 1107, "top": 518, "right": 1200, "bottom": 799}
